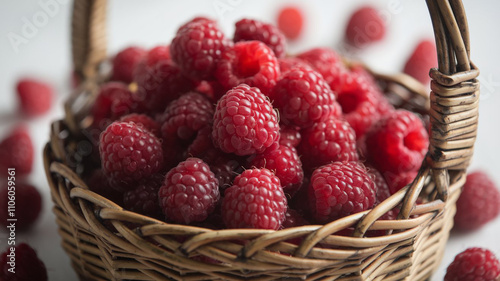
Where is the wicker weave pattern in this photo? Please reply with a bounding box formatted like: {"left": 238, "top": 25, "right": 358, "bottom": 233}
{"left": 44, "top": 0, "right": 479, "bottom": 280}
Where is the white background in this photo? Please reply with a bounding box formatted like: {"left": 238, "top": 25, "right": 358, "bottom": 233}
{"left": 0, "top": 0, "right": 499, "bottom": 280}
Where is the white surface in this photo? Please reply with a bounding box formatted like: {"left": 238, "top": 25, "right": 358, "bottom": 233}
{"left": 0, "top": 1, "right": 499, "bottom": 280}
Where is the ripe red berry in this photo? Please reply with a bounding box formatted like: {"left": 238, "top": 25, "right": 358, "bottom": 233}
{"left": 281, "top": 209, "right": 309, "bottom": 229}
{"left": 234, "top": 18, "right": 286, "bottom": 58}
{"left": 222, "top": 168, "right": 287, "bottom": 229}
{"left": 365, "top": 110, "right": 428, "bottom": 174}
{"left": 296, "top": 48, "right": 347, "bottom": 93}
{"left": 279, "top": 125, "right": 302, "bottom": 148}
{"left": 250, "top": 144, "right": 304, "bottom": 195}
{"left": 216, "top": 41, "right": 280, "bottom": 95}
{"left": 0, "top": 127, "right": 34, "bottom": 178}
{"left": 299, "top": 118, "right": 359, "bottom": 172}
{"left": 384, "top": 170, "right": 418, "bottom": 195}
{"left": 345, "top": 6, "right": 386, "bottom": 48}
{"left": 112, "top": 46, "right": 146, "bottom": 83}
{"left": 16, "top": 78, "right": 53, "bottom": 116}
{"left": 86, "top": 170, "right": 123, "bottom": 206}
{"left": 134, "top": 45, "right": 171, "bottom": 76}
{"left": 123, "top": 173, "right": 164, "bottom": 219}
{"left": 454, "top": 171, "right": 500, "bottom": 231}
{"left": 170, "top": 18, "right": 231, "bottom": 80}
{"left": 99, "top": 122, "right": 164, "bottom": 190}
{"left": 308, "top": 161, "right": 376, "bottom": 223}
{"left": 0, "top": 243, "right": 47, "bottom": 281}
{"left": 0, "top": 183, "right": 42, "bottom": 230}
{"left": 278, "top": 57, "right": 311, "bottom": 76}
{"left": 403, "top": 39, "right": 438, "bottom": 85}
{"left": 445, "top": 248, "right": 500, "bottom": 281}
{"left": 158, "top": 158, "right": 219, "bottom": 224}
{"left": 212, "top": 84, "right": 279, "bottom": 156}
{"left": 270, "top": 66, "right": 341, "bottom": 128}
{"left": 119, "top": 113, "right": 161, "bottom": 137}
{"left": 277, "top": 6, "right": 304, "bottom": 40}
{"left": 368, "top": 166, "right": 397, "bottom": 220}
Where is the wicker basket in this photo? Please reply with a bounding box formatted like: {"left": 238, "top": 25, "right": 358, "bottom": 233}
{"left": 44, "top": 0, "right": 480, "bottom": 280}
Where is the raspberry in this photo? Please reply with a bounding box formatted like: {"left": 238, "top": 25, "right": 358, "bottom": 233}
{"left": 403, "top": 39, "right": 437, "bottom": 85}
{"left": 384, "top": 170, "right": 417, "bottom": 195}
{"left": 216, "top": 41, "right": 280, "bottom": 95}
{"left": 86, "top": 170, "right": 123, "bottom": 205}
{"left": 308, "top": 161, "right": 376, "bottom": 223}
{"left": 119, "top": 113, "right": 161, "bottom": 137}
{"left": 250, "top": 144, "right": 304, "bottom": 195}
{"left": 298, "top": 118, "right": 358, "bottom": 172}
{"left": 134, "top": 45, "right": 171, "bottom": 76}
{"left": 212, "top": 84, "right": 279, "bottom": 156}
{"left": 222, "top": 168, "right": 287, "bottom": 229}
{"left": 234, "top": 18, "right": 286, "bottom": 58}
{"left": 279, "top": 125, "right": 302, "bottom": 148}
{"left": 345, "top": 6, "right": 386, "bottom": 48}
{"left": 134, "top": 60, "right": 195, "bottom": 113}
{"left": 365, "top": 110, "right": 428, "bottom": 174}
{"left": 278, "top": 57, "right": 311, "bottom": 76}
{"left": 112, "top": 46, "right": 146, "bottom": 83}
{"left": 454, "top": 171, "right": 500, "bottom": 231}
{"left": 368, "top": 167, "right": 397, "bottom": 220}
{"left": 282, "top": 209, "right": 309, "bottom": 229}
{"left": 158, "top": 158, "right": 219, "bottom": 224}
{"left": 92, "top": 82, "right": 143, "bottom": 129}
{"left": 16, "top": 78, "right": 53, "bottom": 116}
{"left": 0, "top": 243, "right": 47, "bottom": 281}
{"left": 445, "top": 248, "right": 500, "bottom": 281}
{"left": 195, "top": 80, "right": 226, "bottom": 101}
{"left": 123, "top": 173, "right": 164, "bottom": 218}
{"left": 170, "top": 18, "right": 230, "bottom": 80}
{"left": 270, "top": 66, "right": 341, "bottom": 128}
{"left": 0, "top": 126, "right": 33, "bottom": 178}
{"left": 210, "top": 158, "right": 243, "bottom": 193}
{"left": 277, "top": 6, "right": 304, "bottom": 40}
{"left": 0, "top": 183, "right": 41, "bottom": 230}
{"left": 296, "top": 48, "right": 347, "bottom": 93}
{"left": 99, "top": 122, "right": 164, "bottom": 190}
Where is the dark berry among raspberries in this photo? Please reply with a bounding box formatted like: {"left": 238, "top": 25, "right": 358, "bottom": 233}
{"left": 212, "top": 84, "right": 279, "bottom": 156}
{"left": 158, "top": 158, "right": 219, "bottom": 224}
{"left": 222, "top": 168, "right": 287, "bottom": 229}
{"left": 365, "top": 110, "right": 428, "bottom": 174}
{"left": 119, "top": 113, "right": 161, "bottom": 137}
{"left": 279, "top": 125, "right": 302, "bottom": 148}
{"left": 277, "top": 6, "right": 304, "bottom": 40}
{"left": 308, "top": 161, "right": 376, "bottom": 223}
{"left": 270, "top": 66, "right": 341, "bottom": 128}
{"left": 216, "top": 41, "right": 280, "bottom": 94}
{"left": 281, "top": 209, "right": 309, "bottom": 229}
{"left": 0, "top": 183, "right": 41, "bottom": 230}
{"left": 454, "top": 171, "right": 500, "bottom": 231}
{"left": 345, "top": 6, "right": 386, "bottom": 48}
{"left": 234, "top": 18, "right": 286, "bottom": 58}
{"left": 0, "top": 243, "right": 47, "bottom": 281}
{"left": 17, "top": 78, "right": 53, "bottom": 116}
{"left": 112, "top": 46, "right": 146, "bottom": 83}
{"left": 445, "top": 248, "right": 500, "bottom": 281}
{"left": 123, "top": 173, "right": 164, "bottom": 218}
{"left": 170, "top": 18, "right": 231, "bottom": 80}
{"left": 86, "top": 170, "right": 123, "bottom": 205}
{"left": 0, "top": 126, "right": 34, "bottom": 178}
{"left": 99, "top": 122, "right": 164, "bottom": 190}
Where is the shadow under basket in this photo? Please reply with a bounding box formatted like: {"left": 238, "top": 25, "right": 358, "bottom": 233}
{"left": 44, "top": 0, "right": 480, "bottom": 280}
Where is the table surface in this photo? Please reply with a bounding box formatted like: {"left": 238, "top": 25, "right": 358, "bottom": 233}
{"left": 1, "top": 0, "right": 499, "bottom": 280}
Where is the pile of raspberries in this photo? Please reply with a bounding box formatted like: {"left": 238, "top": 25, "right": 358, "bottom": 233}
{"left": 85, "top": 16, "right": 431, "bottom": 231}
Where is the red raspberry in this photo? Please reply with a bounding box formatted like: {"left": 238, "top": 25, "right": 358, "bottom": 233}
{"left": 119, "top": 113, "right": 161, "bottom": 137}
{"left": 0, "top": 183, "right": 41, "bottom": 230}
{"left": 281, "top": 209, "right": 309, "bottom": 229}
{"left": 299, "top": 118, "right": 359, "bottom": 172}
{"left": 279, "top": 125, "right": 302, "bottom": 148}
{"left": 403, "top": 39, "right": 437, "bottom": 85}
{"left": 270, "top": 66, "right": 341, "bottom": 128}
{"left": 445, "top": 248, "right": 500, "bottom": 281}
{"left": 454, "top": 171, "right": 500, "bottom": 231}
{"left": 0, "top": 127, "right": 34, "bottom": 178}
{"left": 134, "top": 60, "right": 195, "bottom": 113}
{"left": 250, "top": 144, "right": 304, "bottom": 195}
{"left": 0, "top": 243, "right": 47, "bottom": 281}
{"left": 134, "top": 45, "right": 171, "bottom": 76}
{"left": 222, "top": 168, "right": 287, "bottom": 229}
{"left": 16, "top": 78, "right": 53, "bottom": 116}
{"left": 368, "top": 167, "right": 397, "bottom": 220}
{"left": 86, "top": 170, "right": 123, "bottom": 205}
{"left": 210, "top": 158, "right": 243, "bottom": 193}
{"left": 170, "top": 18, "right": 230, "bottom": 80}
{"left": 234, "top": 18, "right": 286, "bottom": 58}
{"left": 277, "top": 6, "right": 304, "bottom": 40}
{"left": 278, "top": 57, "right": 311, "bottom": 76}
{"left": 112, "top": 46, "right": 146, "bottom": 83}
{"left": 99, "top": 122, "right": 164, "bottom": 190}
{"left": 212, "top": 84, "right": 279, "bottom": 155}
{"left": 384, "top": 170, "right": 418, "bottom": 195}
{"left": 296, "top": 48, "right": 347, "bottom": 93}
{"left": 345, "top": 6, "right": 386, "bottom": 48}
{"left": 308, "top": 161, "right": 376, "bottom": 223}
{"left": 123, "top": 173, "right": 164, "bottom": 219}
{"left": 216, "top": 41, "right": 280, "bottom": 95}
{"left": 158, "top": 158, "right": 219, "bottom": 224}
{"left": 365, "top": 110, "right": 428, "bottom": 174}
